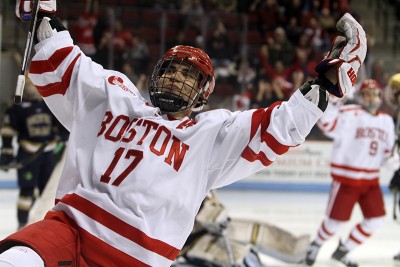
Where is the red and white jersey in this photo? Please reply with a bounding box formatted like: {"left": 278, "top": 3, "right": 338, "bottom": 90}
{"left": 29, "top": 31, "right": 323, "bottom": 267}
{"left": 318, "top": 103, "right": 395, "bottom": 186}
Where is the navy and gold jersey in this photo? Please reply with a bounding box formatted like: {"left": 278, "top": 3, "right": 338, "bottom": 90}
{"left": 1, "top": 100, "right": 68, "bottom": 154}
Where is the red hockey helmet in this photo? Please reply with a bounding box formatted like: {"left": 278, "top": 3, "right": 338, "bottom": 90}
{"left": 356, "top": 79, "right": 382, "bottom": 114}
{"left": 149, "top": 45, "right": 215, "bottom": 113}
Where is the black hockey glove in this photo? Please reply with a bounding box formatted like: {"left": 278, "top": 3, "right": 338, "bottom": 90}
{"left": 389, "top": 169, "right": 400, "bottom": 191}
{"left": 0, "top": 147, "right": 15, "bottom": 170}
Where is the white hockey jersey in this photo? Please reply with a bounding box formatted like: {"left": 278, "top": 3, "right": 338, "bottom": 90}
{"left": 29, "top": 31, "right": 323, "bottom": 267}
{"left": 318, "top": 102, "right": 395, "bottom": 186}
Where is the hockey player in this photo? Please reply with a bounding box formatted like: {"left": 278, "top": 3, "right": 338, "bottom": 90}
{"left": 0, "top": 77, "right": 68, "bottom": 230}
{"left": 387, "top": 73, "right": 400, "bottom": 261}
{"left": 0, "top": 1, "right": 366, "bottom": 266}
{"left": 303, "top": 79, "right": 396, "bottom": 267}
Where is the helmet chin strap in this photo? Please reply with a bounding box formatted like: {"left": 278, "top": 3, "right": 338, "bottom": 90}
{"left": 152, "top": 92, "right": 189, "bottom": 113}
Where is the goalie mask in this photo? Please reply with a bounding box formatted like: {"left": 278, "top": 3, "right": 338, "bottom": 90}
{"left": 356, "top": 79, "right": 382, "bottom": 114}
{"left": 149, "top": 45, "right": 215, "bottom": 113}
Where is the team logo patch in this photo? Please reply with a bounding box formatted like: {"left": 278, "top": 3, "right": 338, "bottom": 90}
{"left": 108, "top": 76, "right": 136, "bottom": 95}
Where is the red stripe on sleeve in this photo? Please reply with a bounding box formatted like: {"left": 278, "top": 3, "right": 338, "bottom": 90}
{"left": 261, "top": 132, "right": 290, "bottom": 155}
{"left": 60, "top": 193, "right": 180, "bottom": 261}
{"left": 256, "top": 102, "right": 291, "bottom": 155}
{"left": 36, "top": 54, "right": 81, "bottom": 97}
{"left": 30, "top": 46, "right": 74, "bottom": 74}
{"left": 241, "top": 102, "right": 293, "bottom": 164}
{"left": 241, "top": 146, "right": 273, "bottom": 166}
{"left": 259, "top": 102, "right": 290, "bottom": 155}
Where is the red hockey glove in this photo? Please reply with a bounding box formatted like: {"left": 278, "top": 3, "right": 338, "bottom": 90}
{"left": 315, "top": 13, "right": 367, "bottom": 98}
{"left": 16, "top": 0, "right": 56, "bottom": 22}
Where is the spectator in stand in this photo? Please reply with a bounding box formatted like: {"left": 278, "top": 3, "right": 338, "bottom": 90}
{"left": 206, "top": 19, "right": 234, "bottom": 78}
{"left": 123, "top": 32, "right": 150, "bottom": 76}
{"left": 292, "top": 46, "right": 318, "bottom": 82}
{"left": 270, "top": 60, "right": 293, "bottom": 100}
{"left": 283, "top": 0, "right": 304, "bottom": 27}
{"left": 318, "top": 6, "right": 337, "bottom": 32}
{"left": 91, "top": 8, "right": 108, "bottom": 67}
{"left": 285, "top": 15, "right": 303, "bottom": 45}
{"left": 256, "top": 43, "right": 271, "bottom": 73}
{"left": 249, "top": 0, "right": 282, "bottom": 34}
{"left": 179, "top": 0, "right": 204, "bottom": 31}
{"left": 232, "top": 88, "right": 252, "bottom": 111}
{"left": 121, "top": 61, "right": 149, "bottom": 99}
{"left": 304, "top": 16, "right": 330, "bottom": 58}
{"left": 336, "top": 0, "right": 352, "bottom": 15}
{"left": 251, "top": 76, "right": 284, "bottom": 109}
{"left": 73, "top": 0, "right": 98, "bottom": 58}
{"left": 267, "top": 27, "right": 294, "bottom": 67}
{"left": 167, "top": 29, "right": 197, "bottom": 50}
{"left": 236, "top": 60, "right": 256, "bottom": 86}
{"left": 370, "top": 59, "right": 390, "bottom": 88}
{"left": 112, "top": 19, "right": 135, "bottom": 71}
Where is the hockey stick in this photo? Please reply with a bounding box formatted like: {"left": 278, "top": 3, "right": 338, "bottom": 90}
{"left": 14, "top": 0, "right": 41, "bottom": 104}
{"left": 394, "top": 188, "right": 398, "bottom": 220}
{"left": 0, "top": 142, "right": 47, "bottom": 170}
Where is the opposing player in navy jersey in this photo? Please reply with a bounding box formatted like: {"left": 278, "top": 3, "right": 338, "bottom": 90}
{"left": 0, "top": 77, "right": 68, "bottom": 230}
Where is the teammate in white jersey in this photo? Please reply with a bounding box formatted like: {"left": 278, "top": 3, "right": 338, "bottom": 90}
{"left": 387, "top": 73, "right": 400, "bottom": 262}
{"left": 0, "top": 1, "right": 367, "bottom": 266}
{"left": 303, "top": 79, "right": 396, "bottom": 267}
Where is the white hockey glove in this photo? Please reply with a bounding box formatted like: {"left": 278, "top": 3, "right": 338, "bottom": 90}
{"left": 16, "top": 0, "right": 56, "bottom": 22}
{"left": 35, "top": 16, "right": 66, "bottom": 42}
{"left": 315, "top": 13, "right": 367, "bottom": 98}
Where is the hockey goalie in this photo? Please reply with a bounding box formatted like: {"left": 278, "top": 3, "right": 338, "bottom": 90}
{"left": 172, "top": 191, "right": 310, "bottom": 267}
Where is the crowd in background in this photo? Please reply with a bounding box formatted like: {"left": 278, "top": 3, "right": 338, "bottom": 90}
{"left": 60, "top": 0, "right": 395, "bottom": 139}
